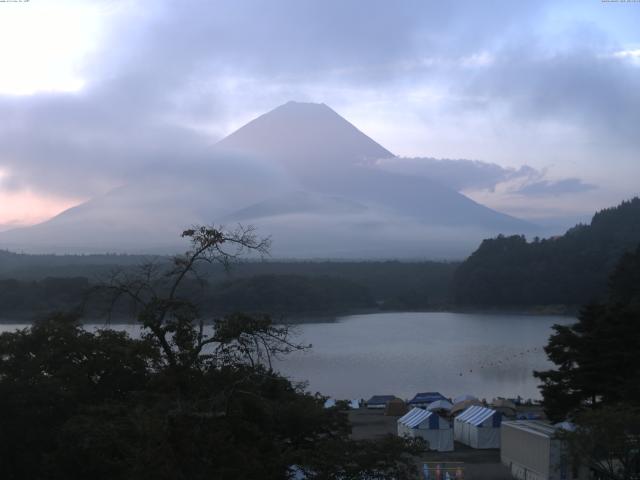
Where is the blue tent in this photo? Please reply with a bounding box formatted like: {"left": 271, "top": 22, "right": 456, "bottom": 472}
{"left": 397, "top": 408, "right": 454, "bottom": 452}
{"left": 408, "top": 392, "right": 448, "bottom": 408}
{"left": 366, "top": 395, "right": 397, "bottom": 409}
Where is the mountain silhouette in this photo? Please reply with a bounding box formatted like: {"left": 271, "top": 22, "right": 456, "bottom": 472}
{"left": 0, "top": 101, "right": 535, "bottom": 258}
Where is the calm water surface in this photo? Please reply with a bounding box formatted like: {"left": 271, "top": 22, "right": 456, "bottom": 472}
{"left": 0, "top": 312, "right": 573, "bottom": 402}
{"left": 273, "top": 312, "right": 573, "bottom": 401}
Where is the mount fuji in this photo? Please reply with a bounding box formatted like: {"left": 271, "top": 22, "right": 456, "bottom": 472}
{"left": 0, "top": 101, "right": 534, "bottom": 258}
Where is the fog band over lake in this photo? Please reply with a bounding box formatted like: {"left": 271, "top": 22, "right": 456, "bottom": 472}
{"left": 1, "top": 311, "right": 572, "bottom": 402}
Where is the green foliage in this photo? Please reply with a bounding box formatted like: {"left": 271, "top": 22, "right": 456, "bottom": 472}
{"left": 454, "top": 198, "right": 640, "bottom": 307}
{"left": 0, "top": 262, "right": 457, "bottom": 319}
{"left": 0, "top": 226, "right": 422, "bottom": 479}
{"left": 207, "top": 274, "right": 373, "bottom": 315}
{"left": 0, "top": 277, "right": 89, "bottom": 318}
{"left": 0, "top": 313, "right": 156, "bottom": 479}
{"left": 560, "top": 405, "right": 640, "bottom": 480}
{"left": 535, "top": 244, "right": 640, "bottom": 422}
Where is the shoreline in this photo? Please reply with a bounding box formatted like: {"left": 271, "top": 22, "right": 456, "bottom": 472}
{"left": 0, "top": 306, "right": 577, "bottom": 325}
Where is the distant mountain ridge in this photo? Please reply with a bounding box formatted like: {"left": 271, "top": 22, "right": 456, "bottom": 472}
{"left": 453, "top": 197, "right": 640, "bottom": 307}
{"left": 0, "top": 101, "right": 534, "bottom": 258}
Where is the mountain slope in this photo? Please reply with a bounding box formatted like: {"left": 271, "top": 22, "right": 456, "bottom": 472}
{"left": 0, "top": 101, "right": 534, "bottom": 258}
{"left": 217, "top": 101, "right": 393, "bottom": 173}
{"left": 453, "top": 197, "right": 640, "bottom": 306}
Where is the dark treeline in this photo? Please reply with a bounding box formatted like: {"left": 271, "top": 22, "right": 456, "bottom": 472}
{"left": 0, "top": 262, "right": 458, "bottom": 320}
{"left": 453, "top": 197, "right": 640, "bottom": 308}
{"left": 2, "top": 197, "right": 640, "bottom": 318}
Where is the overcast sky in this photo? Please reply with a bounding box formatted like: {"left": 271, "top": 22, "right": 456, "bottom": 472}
{"left": 0, "top": 0, "right": 638, "bottom": 229}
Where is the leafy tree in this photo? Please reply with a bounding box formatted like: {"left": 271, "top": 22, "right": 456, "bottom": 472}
{"left": 454, "top": 197, "right": 640, "bottom": 307}
{"left": 0, "top": 313, "right": 156, "bottom": 479}
{"left": 559, "top": 405, "right": 640, "bottom": 480}
{"left": 0, "top": 225, "right": 422, "bottom": 479}
{"left": 534, "top": 244, "right": 640, "bottom": 479}
{"left": 535, "top": 244, "right": 640, "bottom": 422}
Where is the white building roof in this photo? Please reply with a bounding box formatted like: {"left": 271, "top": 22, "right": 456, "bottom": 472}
{"left": 502, "top": 420, "right": 558, "bottom": 438}
{"left": 427, "top": 399, "right": 453, "bottom": 411}
{"left": 456, "top": 405, "right": 498, "bottom": 426}
{"left": 453, "top": 394, "right": 477, "bottom": 404}
{"left": 398, "top": 408, "right": 434, "bottom": 428}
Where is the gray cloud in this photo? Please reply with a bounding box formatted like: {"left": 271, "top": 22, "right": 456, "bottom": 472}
{"left": 459, "top": 48, "right": 640, "bottom": 150}
{"left": 515, "top": 178, "right": 597, "bottom": 196}
{"left": 374, "top": 157, "right": 596, "bottom": 197}
{"left": 374, "top": 157, "right": 539, "bottom": 192}
{"left": 0, "top": 0, "right": 636, "bottom": 206}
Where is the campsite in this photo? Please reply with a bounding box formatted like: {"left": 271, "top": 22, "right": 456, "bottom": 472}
{"left": 334, "top": 392, "right": 584, "bottom": 480}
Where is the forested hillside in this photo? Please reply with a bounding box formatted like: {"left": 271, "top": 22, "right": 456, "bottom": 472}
{"left": 0, "top": 262, "right": 457, "bottom": 320}
{"left": 453, "top": 198, "right": 640, "bottom": 307}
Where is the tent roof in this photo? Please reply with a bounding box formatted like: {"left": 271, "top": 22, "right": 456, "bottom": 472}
{"left": 453, "top": 394, "right": 478, "bottom": 404}
{"left": 554, "top": 421, "right": 576, "bottom": 432}
{"left": 367, "top": 395, "right": 397, "bottom": 405}
{"left": 398, "top": 408, "right": 435, "bottom": 428}
{"left": 408, "top": 392, "right": 447, "bottom": 404}
{"left": 492, "top": 398, "right": 517, "bottom": 410}
{"left": 456, "top": 405, "right": 499, "bottom": 426}
{"left": 323, "top": 399, "right": 336, "bottom": 409}
{"left": 451, "top": 399, "right": 483, "bottom": 414}
{"left": 427, "top": 399, "right": 453, "bottom": 411}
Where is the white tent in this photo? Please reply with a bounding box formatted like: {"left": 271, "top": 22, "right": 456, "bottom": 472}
{"left": 453, "top": 394, "right": 477, "bottom": 404}
{"left": 454, "top": 405, "right": 502, "bottom": 449}
{"left": 323, "top": 398, "right": 336, "bottom": 409}
{"left": 397, "top": 408, "right": 454, "bottom": 452}
{"left": 427, "top": 399, "right": 453, "bottom": 412}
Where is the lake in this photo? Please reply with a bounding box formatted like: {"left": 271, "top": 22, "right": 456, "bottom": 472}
{"left": 0, "top": 311, "right": 573, "bottom": 402}
{"left": 272, "top": 312, "right": 573, "bottom": 402}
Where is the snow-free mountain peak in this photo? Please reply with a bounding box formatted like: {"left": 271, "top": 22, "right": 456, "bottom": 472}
{"left": 0, "top": 102, "right": 537, "bottom": 257}
{"left": 216, "top": 101, "right": 393, "bottom": 172}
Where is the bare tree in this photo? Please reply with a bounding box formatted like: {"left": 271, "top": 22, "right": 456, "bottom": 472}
{"left": 99, "top": 224, "right": 305, "bottom": 375}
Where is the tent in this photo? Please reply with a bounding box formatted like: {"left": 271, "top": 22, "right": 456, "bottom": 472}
{"left": 453, "top": 394, "right": 478, "bottom": 404}
{"left": 408, "top": 392, "right": 447, "bottom": 408}
{"left": 491, "top": 398, "right": 517, "bottom": 417}
{"left": 366, "top": 395, "right": 398, "bottom": 409}
{"left": 454, "top": 405, "right": 502, "bottom": 449}
{"left": 385, "top": 398, "right": 408, "bottom": 416}
{"left": 427, "top": 399, "right": 453, "bottom": 412}
{"left": 323, "top": 398, "right": 336, "bottom": 409}
{"left": 450, "top": 399, "right": 483, "bottom": 416}
{"left": 397, "top": 408, "right": 454, "bottom": 452}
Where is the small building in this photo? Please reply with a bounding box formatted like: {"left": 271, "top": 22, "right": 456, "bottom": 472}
{"left": 408, "top": 392, "right": 448, "bottom": 408}
{"left": 501, "top": 420, "right": 586, "bottom": 480}
{"left": 397, "top": 408, "right": 454, "bottom": 452}
{"left": 366, "top": 395, "right": 398, "bottom": 409}
{"left": 454, "top": 405, "right": 502, "bottom": 449}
